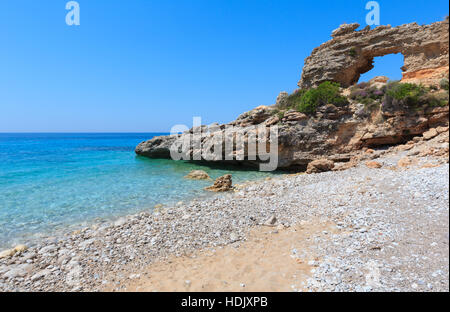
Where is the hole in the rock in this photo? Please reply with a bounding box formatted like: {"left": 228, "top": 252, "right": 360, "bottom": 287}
{"left": 358, "top": 53, "right": 404, "bottom": 83}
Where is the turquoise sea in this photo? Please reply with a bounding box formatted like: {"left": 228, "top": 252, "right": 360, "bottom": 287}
{"left": 0, "top": 133, "right": 276, "bottom": 249}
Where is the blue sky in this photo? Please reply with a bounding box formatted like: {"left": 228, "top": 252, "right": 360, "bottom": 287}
{"left": 0, "top": 0, "right": 448, "bottom": 132}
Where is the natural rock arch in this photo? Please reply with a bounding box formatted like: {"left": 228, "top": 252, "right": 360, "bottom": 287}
{"left": 298, "top": 18, "right": 449, "bottom": 89}
{"left": 358, "top": 53, "right": 404, "bottom": 83}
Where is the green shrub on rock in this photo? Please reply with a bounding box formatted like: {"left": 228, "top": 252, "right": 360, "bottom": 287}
{"left": 419, "top": 92, "right": 449, "bottom": 108}
{"left": 283, "top": 89, "right": 307, "bottom": 109}
{"left": 382, "top": 82, "right": 426, "bottom": 109}
{"left": 440, "top": 78, "right": 449, "bottom": 91}
{"left": 278, "top": 82, "right": 348, "bottom": 115}
{"left": 382, "top": 81, "right": 448, "bottom": 111}
{"left": 297, "top": 81, "right": 348, "bottom": 114}
{"left": 387, "top": 82, "right": 425, "bottom": 102}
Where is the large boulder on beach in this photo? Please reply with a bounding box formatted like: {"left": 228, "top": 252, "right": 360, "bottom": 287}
{"left": 205, "top": 174, "right": 233, "bottom": 192}
{"left": 184, "top": 170, "right": 210, "bottom": 180}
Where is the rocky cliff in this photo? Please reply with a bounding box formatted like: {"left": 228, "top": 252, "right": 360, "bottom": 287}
{"left": 136, "top": 19, "right": 449, "bottom": 170}
{"left": 298, "top": 18, "right": 449, "bottom": 89}
{"left": 136, "top": 92, "right": 448, "bottom": 169}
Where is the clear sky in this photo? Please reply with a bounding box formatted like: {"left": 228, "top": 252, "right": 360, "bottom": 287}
{"left": 0, "top": 0, "right": 448, "bottom": 132}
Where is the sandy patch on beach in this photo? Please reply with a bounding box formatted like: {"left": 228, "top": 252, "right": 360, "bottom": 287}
{"left": 105, "top": 220, "right": 338, "bottom": 292}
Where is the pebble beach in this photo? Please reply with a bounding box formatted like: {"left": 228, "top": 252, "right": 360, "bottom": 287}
{"left": 0, "top": 142, "right": 448, "bottom": 292}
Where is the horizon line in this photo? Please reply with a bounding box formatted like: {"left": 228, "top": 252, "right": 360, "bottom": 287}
{"left": 0, "top": 131, "right": 170, "bottom": 134}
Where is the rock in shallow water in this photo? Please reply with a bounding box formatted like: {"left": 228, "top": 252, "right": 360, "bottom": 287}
{"left": 184, "top": 170, "right": 210, "bottom": 180}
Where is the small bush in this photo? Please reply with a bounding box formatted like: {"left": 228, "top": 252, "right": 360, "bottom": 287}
{"left": 384, "top": 82, "right": 426, "bottom": 108}
{"left": 349, "top": 47, "right": 357, "bottom": 57}
{"left": 382, "top": 81, "right": 448, "bottom": 110}
{"left": 419, "top": 92, "right": 449, "bottom": 108}
{"left": 440, "top": 78, "right": 449, "bottom": 91}
{"left": 277, "top": 110, "right": 285, "bottom": 119}
{"left": 349, "top": 83, "right": 385, "bottom": 113}
{"left": 284, "top": 89, "right": 307, "bottom": 109}
{"left": 350, "top": 86, "right": 385, "bottom": 101}
{"left": 297, "top": 81, "right": 348, "bottom": 114}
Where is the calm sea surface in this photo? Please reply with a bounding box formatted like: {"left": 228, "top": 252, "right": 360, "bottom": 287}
{"left": 0, "top": 133, "right": 276, "bottom": 248}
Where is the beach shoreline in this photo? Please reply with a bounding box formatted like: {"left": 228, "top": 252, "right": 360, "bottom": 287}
{"left": 0, "top": 133, "right": 449, "bottom": 291}
{"left": 0, "top": 168, "right": 278, "bottom": 252}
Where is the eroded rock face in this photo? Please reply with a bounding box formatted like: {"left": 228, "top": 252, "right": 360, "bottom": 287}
{"left": 135, "top": 99, "right": 449, "bottom": 169}
{"left": 331, "top": 23, "right": 361, "bottom": 38}
{"left": 298, "top": 18, "right": 449, "bottom": 89}
{"left": 275, "top": 92, "right": 289, "bottom": 108}
{"left": 136, "top": 135, "right": 178, "bottom": 158}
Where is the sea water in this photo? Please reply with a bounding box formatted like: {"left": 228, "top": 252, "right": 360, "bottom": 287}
{"left": 0, "top": 133, "right": 277, "bottom": 249}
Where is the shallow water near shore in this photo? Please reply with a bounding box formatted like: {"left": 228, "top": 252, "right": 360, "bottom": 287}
{"left": 0, "top": 133, "right": 277, "bottom": 249}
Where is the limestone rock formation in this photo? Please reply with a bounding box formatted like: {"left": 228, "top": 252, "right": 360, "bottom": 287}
{"left": 283, "top": 111, "right": 308, "bottom": 122}
{"left": 331, "top": 23, "right": 360, "bottom": 38}
{"left": 231, "top": 106, "right": 276, "bottom": 127}
{"left": 423, "top": 128, "right": 439, "bottom": 140}
{"left": 136, "top": 135, "right": 178, "bottom": 158}
{"left": 275, "top": 91, "right": 289, "bottom": 108}
{"left": 136, "top": 18, "right": 449, "bottom": 171}
{"left": 298, "top": 18, "right": 449, "bottom": 89}
{"left": 136, "top": 80, "right": 449, "bottom": 169}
